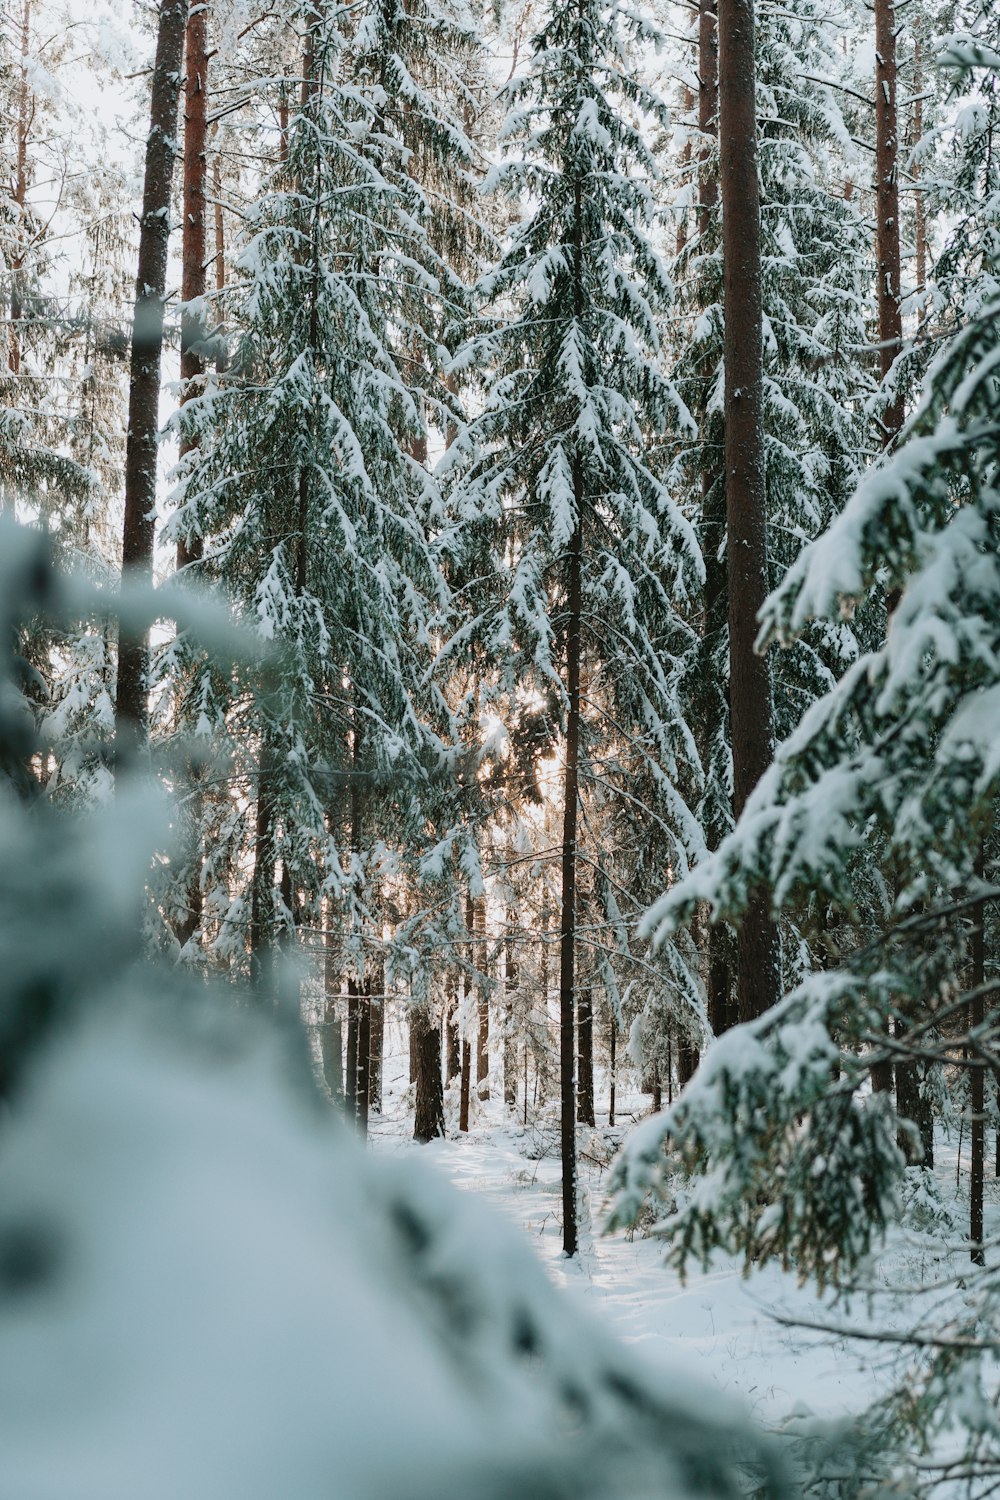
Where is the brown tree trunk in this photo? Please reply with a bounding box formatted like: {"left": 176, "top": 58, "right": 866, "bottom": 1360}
{"left": 116, "top": 0, "right": 188, "bottom": 761}
{"left": 503, "top": 930, "right": 517, "bottom": 1108}
{"left": 608, "top": 1014, "right": 616, "bottom": 1127}
{"left": 474, "top": 895, "right": 489, "bottom": 1099}
{"left": 445, "top": 973, "right": 461, "bottom": 1081}
{"left": 576, "top": 985, "right": 595, "bottom": 1126}
{"left": 875, "top": 0, "right": 904, "bottom": 445}
{"left": 176, "top": 0, "right": 208, "bottom": 570}
{"left": 356, "top": 983, "right": 372, "bottom": 1139}
{"left": 211, "top": 146, "right": 228, "bottom": 373}
{"left": 8, "top": 0, "right": 31, "bottom": 377}
{"left": 321, "top": 916, "right": 343, "bottom": 1105}
{"left": 248, "top": 741, "right": 278, "bottom": 986}
{"left": 369, "top": 972, "right": 384, "bottom": 1116}
{"left": 719, "top": 0, "right": 780, "bottom": 1023}
{"left": 676, "top": 84, "right": 694, "bottom": 256}
{"left": 345, "top": 985, "right": 359, "bottom": 1118}
{"left": 971, "top": 861, "right": 986, "bottom": 1264}
{"left": 558, "top": 500, "right": 583, "bottom": 1254}
{"left": 413, "top": 1002, "right": 445, "bottom": 1142}
{"left": 912, "top": 36, "right": 927, "bottom": 298}
{"left": 699, "top": 0, "right": 733, "bottom": 1036}
{"left": 459, "top": 1035, "right": 471, "bottom": 1133}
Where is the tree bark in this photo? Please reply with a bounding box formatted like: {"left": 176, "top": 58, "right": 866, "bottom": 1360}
{"left": 459, "top": 1035, "right": 471, "bottom": 1133}
{"left": 503, "top": 930, "right": 517, "bottom": 1108}
{"left": 116, "top": 0, "right": 188, "bottom": 761}
{"left": 321, "top": 915, "right": 343, "bottom": 1105}
{"left": 248, "top": 740, "right": 278, "bottom": 987}
{"left": 558, "top": 495, "right": 583, "bottom": 1256}
{"left": 699, "top": 0, "right": 733, "bottom": 1035}
{"left": 445, "top": 973, "right": 461, "bottom": 1081}
{"left": 211, "top": 145, "right": 227, "bottom": 372}
{"left": 719, "top": 0, "right": 780, "bottom": 1023}
{"left": 356, "top": 982, "right": 372, "bottom": 1139}
{"left": 971, "top": 863, "right": 986, "bottom": 1265}
{"left": 176, "top": 0, "right": 208, "bottom": 570}
{"left": 875, "top": 0, "right": 904, "bottom": 445}
{"left": 369, "top": 974, "right": 384, "bottom": 1117}
{"left": 608, "top": 1014, "right": 616, "bottom": 1127}
{"left": 8, "top": 0, "right": 31, "bottom": 377}
{"left": 912, "top": 35, "right": 927, "bottom": 299}
{"left": 345, "top": 984, "right": 359, "bottom": 1119}
{"left": 474, "top": 895, "right": 489, "bottom": 1098}
{"left": 576, "top": 985, "right": 595, "bottom": 1126}
{"left": 413, "top": 1002, "right": 445, "bottom": 1141}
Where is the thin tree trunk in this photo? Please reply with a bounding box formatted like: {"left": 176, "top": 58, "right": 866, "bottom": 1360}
{"left": 116, "top": 0, "right": 188, "bottom": 761}
{"left": 875, "top": 0, "right": 904, "bottom": 445}
{"left": 248, "top": 740, "right": 278, "bottom": 986}
{"left": 474, "top": 895, "right": 489, "bottom": 1099}
{"left": 8, "top": 0, "right": 31, "bottom": 376}
{"left": 719, "top": 0, "right": 780, "bottom": 1023}
{"left": 676, "top": 84, "right": 694, "bottom": 256}
{"left": 912, "top": 36, "right": 927, "bottom": 298}
{"left": 608, "top": 1014, "right": 616, "bottom": 1126}
{"left": 356, "top": 984, "right": 371, "bottom": 1139}
{"left": 176, "top": 0, "right": 208, "bottom": 570}
{"left": 699, "top": 0, "right": 733, "bottom": 1035}
{"left": 369, "top": 971, "right": 384, "bottom": 1116}
{"left": 211, "top": 146, "right": 228, "bottom": 372}
{"left": 322, "top": 917, "right": 343, "bottom": 1105}
{"left": 971, "top": 856, "right": 986, "bottom": 1265}
{"left": 459, "top": 1035, "right": 471, "bottom": 1133}
{"left": 503, "top": 929, "right": 517, "bottom": 1108}
{"left": 345, "top": 984, "right": 359, "bottom": 1118}
{"left": 445, "top": 972, "right": 461, "bottom": 1081}
{"left": 413, "top": 1001, "right": 445, "bottom": 1141}
{"left": 576, "top": 985, "right": 595, "bottom": 1126}
{"left": 558, "top": 499, "right": 583, "bottom": 1257}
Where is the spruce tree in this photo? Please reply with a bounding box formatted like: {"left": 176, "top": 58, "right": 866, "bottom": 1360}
{"left": 454, "top": 0, "right": 704, "bottom": 1253}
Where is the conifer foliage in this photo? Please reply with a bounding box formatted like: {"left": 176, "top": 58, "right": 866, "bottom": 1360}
{"left": 455, "top": 0, "right": 704, "bottom": 1252}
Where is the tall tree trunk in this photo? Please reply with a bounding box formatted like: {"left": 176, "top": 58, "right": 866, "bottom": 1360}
{"left": 176, "top": 0, "right": 208, "bottom": 570}
{"left": 558, "top": 495, "right": 583, "bottom": 1256}
{"left": 345, "top": 984, "right": 359, "bottom": 1119}
{"left": 211, "top": 145, "right": 228, "bottom": 372}
{"left": 676, "top": 84, "right": 694, "bottom": 256}
{"left": 875, "top": 0, "right": 904, "bottom": 445}
{"left": 971, "top": 858, "right": 986, "bottom": 1265}
{"left": 8, "top": 0, "right": 31, "bottom": 377}
{"left": 116, "top": 0, "right": 188, "bottom": 762}
{"left": 322, "top": 915, "right": 343, "bottom": 1105}
{"left": 576, "top": 985, "right": 595, "bottom": 1127}
{"left": 356, "top": 983, "right": 371, "bottom": 1139}
{"left": 503, "top": 929, "right": 517, "bottom": 1108}
{"left": 912, "top": 35, "right": 927, "bottom": 299}
{"left": 474, "top": 895, "right": 489, "bottom": 1099}
{"left": 445, "top": 972, "right": 460, "bottom": 1081}
{"left": 608, "top": 1013, "right": 616, "bottom": 1127}
{"left": 172, "top": 0, "right": 210, "bottom": 956}
{"left": 413, "top": 1002, "right": 445, "bottom": 1141}
{"left": 719, "top": 0, "right": 780, "bottom": 1023}
{"left": 459, "top": 1034, "right": 471, "bottom": 1133}
{"left": 248, "top": 740, "right": 278, "bottom": 987}
{"left": 369, "top": 971, "right": 384, "bottom": 1116}
{"left": 699, "top": 0, "right": 733, "bottom": 1035}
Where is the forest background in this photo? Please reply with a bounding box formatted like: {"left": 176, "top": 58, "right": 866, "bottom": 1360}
{"left": 1, "top": 0, "right": 1000, "bottom": 1493}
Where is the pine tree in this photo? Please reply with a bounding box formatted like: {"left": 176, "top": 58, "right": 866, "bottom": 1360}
{"left": 163, "top": 0, "right": 475, "bottom": 1080}
{"left": 610, "top": 31, "right": 1000, "bottom": 1309}
{"left": 454, "top": 0, "right": 704, "bottom": 1252}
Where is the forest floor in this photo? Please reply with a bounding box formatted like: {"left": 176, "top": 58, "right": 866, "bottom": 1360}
{"left": 369, "top": 1025, "right": 1000, "bottom": 1447}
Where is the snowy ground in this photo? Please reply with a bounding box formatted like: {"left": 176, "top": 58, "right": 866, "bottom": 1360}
{"left": 369, "top": 1027, "right": 1000, "bottom": 1444}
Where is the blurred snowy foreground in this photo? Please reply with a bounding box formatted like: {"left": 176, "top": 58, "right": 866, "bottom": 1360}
{"left": 0, "top": 992, "right": 786, "bottom": 1500}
